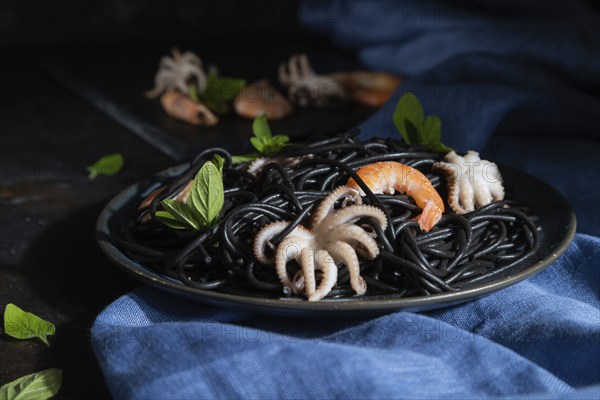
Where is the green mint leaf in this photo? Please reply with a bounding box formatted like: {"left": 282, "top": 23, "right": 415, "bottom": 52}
{"left": 189, "top": 159, "right": 224, "bottom": 227}
{"left": 231, "top": 153, "right": 260, "bottom": 164}
{"left": 392, "top": 93, "right": 453, "bottom": 153}
{"left": 3, "top": 304, "right": 55, "bottom": 347}
{"left": 263, "top": 137, "right": 289, "bottom": 155}
{"left": 421, "top": 116, "right": 454, "bottom": 152}
{"left": 202, "top": 99, "right": 228, "bottom": 115}
{"left": 425, "top": 141, "right": 455, "bottom": 153}
{"left": 86, "top": 153, "right": 124, "bottom": 180}
{"left": 154, "top": 211, "right": 192, "bottom": 230}
{"left": 250, "top": 137, "right": 266, "bottom": 153}
{"left": 393, "top": 92, "right": 424, "bottom": 144}
{"left": 188, "top": 83, "right": 200, "bottom": 103}
{"left": 246, "top": 115, "right": 288, "bottom": 156}
{"left": 271, "top": 134, "right": 290, "bottom": 146}
{"left": 0, "top": 368, "right": 62, "bottom": 400}
{"left": 211, "top": 154, "right": 225, "bottom": 173}
{"left": 252, "top": 114, "right": 272, "bottom": 140}
{"left": 162, "top": 200, "right": 201, "bottom": 230}
{"left": 422, "top": 115, "right": 442, "bottom": 143}
{"left": 201, "top": 73, "right": 245, "bottom": 114}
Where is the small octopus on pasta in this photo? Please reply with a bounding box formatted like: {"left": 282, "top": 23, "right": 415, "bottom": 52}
{"left": 253, "top": 186, "right": 387, "bottom": 301}
{"left": 433, "top": 151, "right": 505, "bottom": 214}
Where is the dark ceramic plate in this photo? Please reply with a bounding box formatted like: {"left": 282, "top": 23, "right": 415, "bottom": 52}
{"left": 96, "top": 164, "right": 576, "bottom": 317}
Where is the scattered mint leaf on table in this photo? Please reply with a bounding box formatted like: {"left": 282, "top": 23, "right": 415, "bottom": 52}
{"left": 155, "top": 155, "right": 225, "bottom": 230}
{"left": 3, "top": 304, "right": 55, "bottom": 347}
{"left": 86, "top": 153, "right": 124, "bottom": 179}
{"left": 0, "top": 368, "right": 62, "bottom": 400}
{"left": 392, "top": 92, "right": 454, "bottom": 153}
{"left": 232, "top": 114, "right": 289, "bottom": 164}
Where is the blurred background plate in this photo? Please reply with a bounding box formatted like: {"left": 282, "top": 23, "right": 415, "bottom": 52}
{"left": 41, "top": 40, "right": 378, "bottom": 161}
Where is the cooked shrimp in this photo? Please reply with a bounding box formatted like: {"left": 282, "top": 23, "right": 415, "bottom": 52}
{"left": 160, "top": 91, "right": 218, "bottom": 126}
{"left": 346, "top": 161, "right": 444, "bottom": 231}
{"left": 233, "top": 79, "right": 293, "bottom": 120}
{"left": 329, "top": 71, "right": 402, "bottom": 107}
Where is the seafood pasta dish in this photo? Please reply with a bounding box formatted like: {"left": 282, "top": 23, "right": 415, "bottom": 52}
{"left": 114, "top": 125, "right": 539, "bottom": 302}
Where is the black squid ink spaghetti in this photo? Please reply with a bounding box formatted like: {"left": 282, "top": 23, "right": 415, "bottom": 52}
{"left": 113, "top": 130, "right": 540, "bottom": 301}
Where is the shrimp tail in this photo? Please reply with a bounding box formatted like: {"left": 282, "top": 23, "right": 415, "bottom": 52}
{"left": 416, "top": 200, "right": 443, "bottom": 232}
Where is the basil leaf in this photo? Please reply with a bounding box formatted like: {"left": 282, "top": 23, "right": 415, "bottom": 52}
{"left": 252, "top": 114, "right": 272, "bottom": 140}
{"left": 154, "top": 211, "right": 192, "bottom": 230}
{"left": 231, "top": 153, "right": 260, "bottom": 164}
{"left": 189, "top": 159, "right": 224, "bottom": 227}
{"left": 0, "top": 368, "right": 62, "bottom": 400}
{"left": 162, "top": 200, "right": 201, "bottom": 230}
{"left": 393, "top": 92, "right": 424, "bottom": 144}
{"left": 86, "top": 153, "right": 124, "bottom": 180}
{"left": 3, "top": 304, "right": 55, "bottom": 347}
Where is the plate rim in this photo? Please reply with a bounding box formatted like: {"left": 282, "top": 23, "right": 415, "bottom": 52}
{"left": 96, "top": 164, "right": 576, "bottom": 314}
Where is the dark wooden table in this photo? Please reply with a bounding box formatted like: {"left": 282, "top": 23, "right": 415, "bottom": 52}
{"left": 0, "top": 50, "right": 173, "bottom": 398}
{"left": 0, "top": 42, "right": 368, "bottom": 398}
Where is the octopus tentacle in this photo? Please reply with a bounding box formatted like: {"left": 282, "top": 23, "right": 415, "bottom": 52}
{"left": 311, "top": 185, "right": 362, "bottom": 227}
{"left": 254, "top": 222, "right": 313, "bottom": 265}
{"left": 328, "top": 241, "right": 367, "bottom": 296}
{"left": 309, "top": 250, "right": 338, "bottom": 302}
{"left": 252, "top": 221, "right": 290, "bottom": 265}
{"left": 319, "top": 204, "right": 387, "bottom": 232}
{"left": 483, "top": 161, "right": 505, "bottom": 200}
{"left": 275, "top": 236, "right": 309, "bottom": 288}
{"left": 434, "top": 151, "right": 504, "bottom": 215}
{"left": 465, "top": 151, "right": 491, "bottom": 208}
{"left": 252, "top": 184, "right": 389, "bottom": 300}
{"left": 459, "top": 173, "right": 475, "bottom": 212}
{"left": 299, "top": 248, "right": 316, "bottom": 297}
{"left": 433, "top": 162, "right": 466, "bottom": 214}
{"left": 322, "top": 224, "right": 381, "bottom": 259}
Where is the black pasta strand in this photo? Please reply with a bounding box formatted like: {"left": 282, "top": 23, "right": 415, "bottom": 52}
{"left": 114, "top": 132, "right": 540, "bottom": 300}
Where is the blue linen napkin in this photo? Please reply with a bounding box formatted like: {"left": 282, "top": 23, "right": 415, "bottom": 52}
{"left": 92, "top": 233, "right": 600, "bottom": 399}
{"left": 92, "top": 1, "right": 600, "bottom": 398}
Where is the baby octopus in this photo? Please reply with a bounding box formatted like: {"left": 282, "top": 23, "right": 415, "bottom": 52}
{"left": 433, "top": 151, "right": 504, "bottom": 214}
{"left": 253, "top": 186, "right": 387, "bottom": 301}
{"left": 278, "top": 54, "right": 348, "bottom": 108}
{"left": 146, "top": 48, "right": 207, "bottom": 98}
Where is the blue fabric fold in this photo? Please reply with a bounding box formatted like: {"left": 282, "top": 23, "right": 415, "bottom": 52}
{"left": 92, "top": 1, "right": 600, "bottom": 398}
{"left": 92, "top": 234, "right": 600, "bottom": 399}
